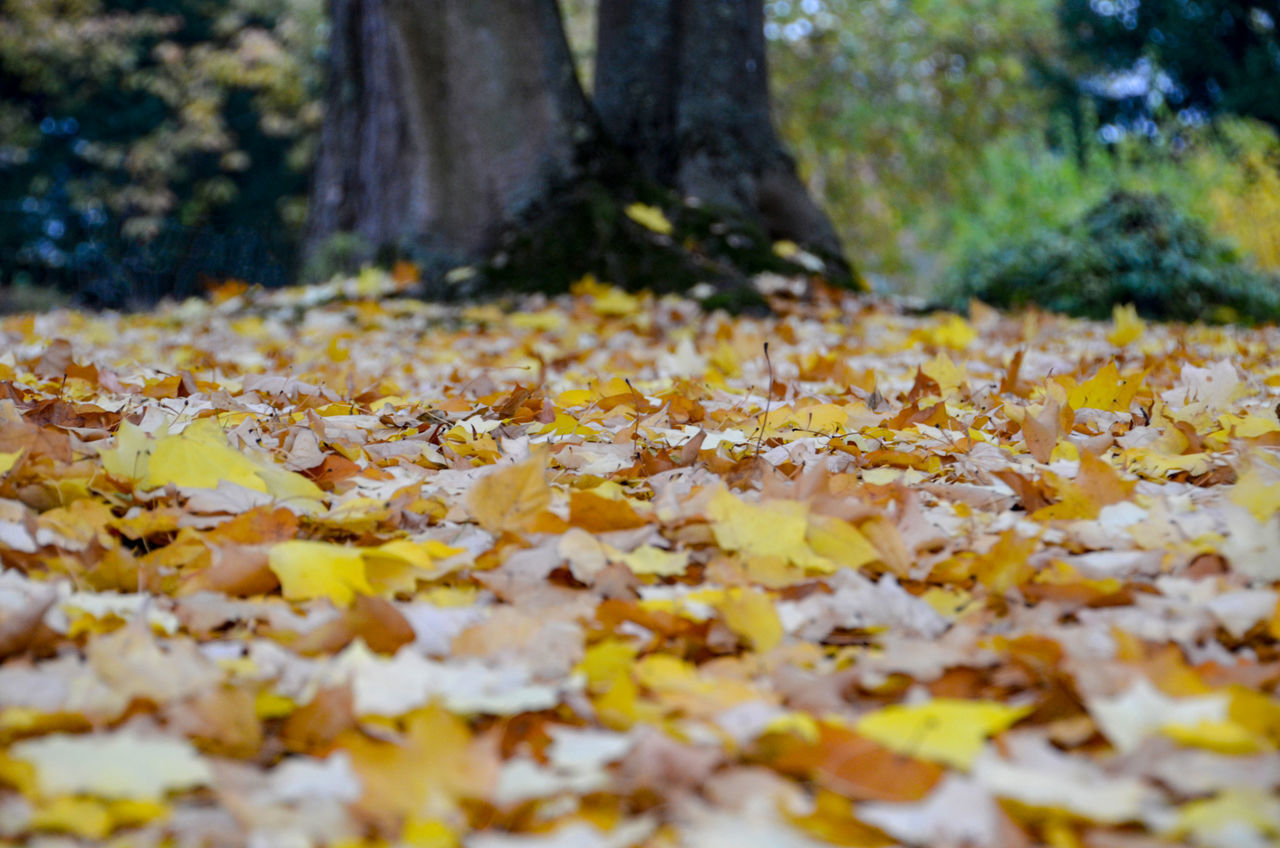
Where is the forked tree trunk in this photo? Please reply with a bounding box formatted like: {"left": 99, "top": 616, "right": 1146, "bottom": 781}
{"left": 305, "top": 0, "right": 853, "bottom": 291}
{"left": 594, "top": 0, "right": 844, "bottom": 261}
{"left": 304, "top": 0, "right": 595, "bottom": 268}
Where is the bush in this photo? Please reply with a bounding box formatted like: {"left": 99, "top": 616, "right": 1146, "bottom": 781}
{"left": 947, "top": 190, "right": 1280, "bottom": 324}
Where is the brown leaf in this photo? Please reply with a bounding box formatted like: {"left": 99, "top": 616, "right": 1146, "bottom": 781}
{"left": 166, "top": 686, "right": 262, "bottom": 759}
{"left": 282, "top": 685, "right": 357, "bottom": 754}
{"left": 1022, "top": 399, "right": 1059, "bottom": 464}
{"left": 762, "top": 722, "right": 944, "bottom": 802}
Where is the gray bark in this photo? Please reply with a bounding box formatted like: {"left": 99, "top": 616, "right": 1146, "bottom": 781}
{"left": 304, "top": 0, "right": 425, "bottom": 263}
{"left": 594, "top": 0, "right": 844, "bottom": 259}
{"left": 304, "top": 0, "right": 595, "bottom": 267}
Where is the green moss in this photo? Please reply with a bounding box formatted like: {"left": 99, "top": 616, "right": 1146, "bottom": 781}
{"left": 470, "top": 174, "right": 857, "bottom": 311}
{"left": 946, "top": 190, "right": 1280, "bottom": 325}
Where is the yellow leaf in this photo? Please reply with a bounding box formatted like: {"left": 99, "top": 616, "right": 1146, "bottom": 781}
{"left": 29, "top": 796, "right": 113, "bottom": 839}
{"left": 1033, "top": 451, "right": 1135, "bottom": 522}
{"left": 339, "top": 705, "right": 493, "bottom": 824}
{"left": 1229, "top": 460, "right": 1280, "bottom": 523}
{"left": 403, "top": 818, "right": 461, "bottom": 848}
{"left": 762, "top": 711, "right": 821, "bottom": 743}
{"left": 362, "top": 539, "right": 466, "bottom": 594}
{"left": 615, "top": 544, "right": 690, "bottom": 577}
{"left": 921, "top": 586, "right": 976, "bottom": 620}
{"left": 922, "top": 352, "right": 967, "bottom": 395}
{"left": 1124, "top": 448, "right": 1215, "bottom": 479}
{"left": 1164, "top": 789, "right": 1280, "bottom": 844}
{"left": 1160, "top": 719, "right": 1260, "bottom": 754}
{"left": 268, "top": 540, "right": 372, "bottom": 606}
{"left": 113, "top": 418, "right": 324, "bottom": 506}
{"left": 534, "top": 411, "right": 595, "bottom": 436}
{"left": 592, "top": 286, "right": 640, "bottom": 317}
{"left": 1227, "top": 686, "right": 1280, "bottom": 747}
{"left": 1067, "top": 362, "right": 1145, "bottom": 413}
{"left": 28, "top": 796, "right": 169, "bottom": 840}
{"left": 255, "top": 466, "right": 326, "bottom": 510}
{"left": 465, "top": 453, "right": 552, "bottom": 534}
{"left": 716, "top": 587, "right": 783, "bottom": 652}
{"left": 769, "top": 403, "right": 849, "bottom": 435}
{"left": 854, "top": 698, "right": 1031, "bottom": 770}
{"left": 0, "top": 448, "right": 23, "bottom": 476}
{"left": 914, "top": 314, "right": 977, "bottom": 350}
{"left": 98, "top": 420, "right": 155, "bottom": 482}
{"left": 708, "top": 489, "right": 823, "bottom": 568}
{"left": 1219, "top": 412, "right": 1280, "bottom": 439}
{"left": 144, "top": 418, "right": 267, "bottom": 491}
{"left": 570, "top": 274, "right": 642, "bottom": 315}
{"left": 806, "top": 513, "right": 878, "bottom": 572}
{"left": 1108, "top": 303, "right": 1145, "bottom": 346}
{"left": 510, "top": 310, "right": 566, "bottom": 331}
{"left": 624, "top": 203, "right": 674, "bottom": 235}
{"left": 578, "top": 640, "right": 638, "bottom": 691}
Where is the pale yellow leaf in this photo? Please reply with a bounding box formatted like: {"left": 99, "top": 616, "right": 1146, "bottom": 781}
{"left": 855, "top": 699, "right": 1031, "bottom": 770}
{"left": 466, "top": 454, "right": 552, "bottom": 534}
{"left": 268, "top": 540, "right": 372, "bottom": 606}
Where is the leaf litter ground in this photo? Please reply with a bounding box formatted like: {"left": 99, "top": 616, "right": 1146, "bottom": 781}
{"left": 1, "top": 273, "right": 1279, "bottom": 848}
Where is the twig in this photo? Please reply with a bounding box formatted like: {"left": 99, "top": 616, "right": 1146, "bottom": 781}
{"left": 755, "top": 342, "right": 773, "bottom": 459}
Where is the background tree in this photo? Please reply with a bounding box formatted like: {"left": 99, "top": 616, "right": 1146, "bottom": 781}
{"left": 1059, "top": 0, "right": 1280, "bottom": 131}
{"left": 0, "top": 0, "right": 322, "bottom": 306}
{"left": 305, "top": 0, "right": 597, "bottom": 272}
{"left": 303, "top": 0, "right": 852, "bottom": 297}
{"left": 594, "top": 0, "right": 843, "bottom": 258}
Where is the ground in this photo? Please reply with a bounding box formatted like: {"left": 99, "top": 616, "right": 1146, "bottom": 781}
{"left": 0, "top": 272, "right": 1278, "bottom": 848}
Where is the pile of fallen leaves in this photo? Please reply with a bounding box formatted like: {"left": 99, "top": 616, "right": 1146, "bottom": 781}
{"left": 1, "top": 271, "right": 1279, "bottom": 848}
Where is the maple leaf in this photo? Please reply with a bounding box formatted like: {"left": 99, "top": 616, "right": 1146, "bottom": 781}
{"left": 338, "top": 705, "right": 496, "bottom": 828}
{"left": 268, "top": 540, "right": 373, "bottom": 606}
{"left": 465, "top": 452, "right": 553, "bottom": 534}
{"left": 854, "top": 698, "right": 1031, "bottom": 770}
{"left": 9, "top": 730, "right": 213, "bottom": 800}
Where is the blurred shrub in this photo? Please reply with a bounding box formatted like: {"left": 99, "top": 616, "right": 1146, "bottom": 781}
{"left": 1197, "top": 120, "right": 1280, "bottom": 271}
{"left": 947, "top": 190, "right": 1280, "bottom": 324}
{"left": 939, "top": 116, "right": 1280, "bottom": 279}
{"left": 766, "top": 3, "right": 1280, "bottom": 297}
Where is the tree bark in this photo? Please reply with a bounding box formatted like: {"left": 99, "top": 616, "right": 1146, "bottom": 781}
{"left": 594, "top": 0, "right": 845, "bottom": 262}
{"left": 304, "top": 0, "right": 595, "bottom": 269}
{"left": 304, "top": 0, "right": 425, "bottom": 266}
{"left": 304, "top": 0, "right": 855, "bottom": 295}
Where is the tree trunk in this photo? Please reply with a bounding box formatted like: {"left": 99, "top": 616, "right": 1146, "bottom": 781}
{"left": 304, "top": 0, "right": 595, "bottom": 271}
{"left": 594, "top": 0, "right": 845, "bottom": 263}
{"left": 304, "top": 0, "right": 424, "bottom": 268}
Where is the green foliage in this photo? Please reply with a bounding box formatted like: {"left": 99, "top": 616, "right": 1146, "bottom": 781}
{"left": 947, "top": 190, "right": 1280, "bottom": 324}
{"left": 766, "top": 0, "right": 1067, "bottom": 287}
{"left": 765, "top": 2, "right": 1280, "bottom": 299}
{"left": 1060, "top": 0, "right": 1280, "bottom": 130}
{"left": 0, "top": 0, "right": 324, "bottom": 304}
{"left": 935, "top": 116, "right": 1280, "bottom": 281}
